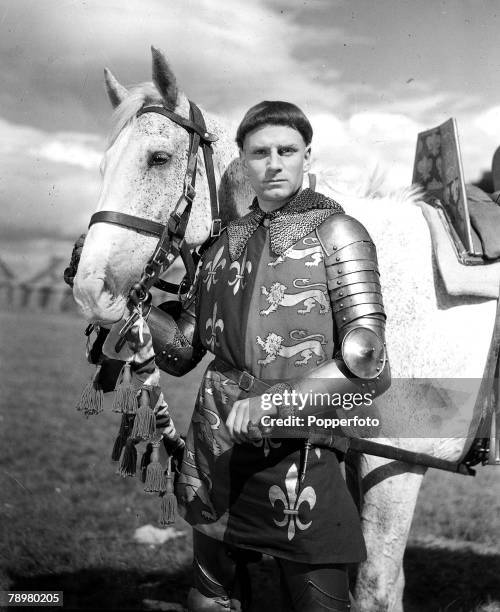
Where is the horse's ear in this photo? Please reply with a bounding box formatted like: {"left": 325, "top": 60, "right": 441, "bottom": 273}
{"left": 104, "top": 68, "right": 129, "bottom": 108}
{"left": 151, "top": 46, "right": 178, "bottom": 109}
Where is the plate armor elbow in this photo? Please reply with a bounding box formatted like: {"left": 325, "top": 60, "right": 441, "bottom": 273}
{"left": 317, "top": 214, "right": 387, "bottom": 380}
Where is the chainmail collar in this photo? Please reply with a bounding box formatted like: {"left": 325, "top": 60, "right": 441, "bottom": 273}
{"left": 226, "top": 188, "right": 344, "bottom": 261}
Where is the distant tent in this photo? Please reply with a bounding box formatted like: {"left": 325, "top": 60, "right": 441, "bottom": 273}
{"left": 0, "top": 257, "right": 16, "bottom": 308}
{"left": 23, "top": 256, "right": 67, "bottom": 286}
{"left": 0, "top": 257, "right": 15, "bottom": 282}
{"left": 6, "top": 256, "right": 77, "bottom": 313}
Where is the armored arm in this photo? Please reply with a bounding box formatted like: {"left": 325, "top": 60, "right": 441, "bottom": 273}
{"left": 271, "top": 214, "right": 390, "bottom": 415}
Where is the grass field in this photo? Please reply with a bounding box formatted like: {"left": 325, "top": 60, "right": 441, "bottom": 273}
{"left": 1, "top": 310, "right": 499, "bottom": 611}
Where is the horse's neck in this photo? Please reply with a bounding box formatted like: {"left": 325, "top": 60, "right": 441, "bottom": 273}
{"left": 191, "top": 101, "right": 253, "bottom": 224}
{"left": 217, "top": 157, "right": 254, "bottom": 223}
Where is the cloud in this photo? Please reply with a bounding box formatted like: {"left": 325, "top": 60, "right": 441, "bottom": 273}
{"left": 349, "top": 112, "right": 420, "bottom": 144}
{"left": 310, "top": 101, "right": 500, "bottom": 192}
{"left": 0, "top": 0, "right": 349, "bottom": 132}
{"left": 0, "top": 116, "right": 102, "bottom": 240}
{"left": 30, "top": 137, "right": 102, "bottom": 171}
{"left": 0, "top": 117, "right": 103, "bottom": 167}
{"left": 474, "top": 106, "right": 500, "bottom": 145}
{"left": 308, "top": 111, "right": 420, "bottom": 192}
{"left": 310, "top": 113, "right": 350, "bottom": 148}
{"left": 1, "top": 0, "right": 499, "bottom": 248}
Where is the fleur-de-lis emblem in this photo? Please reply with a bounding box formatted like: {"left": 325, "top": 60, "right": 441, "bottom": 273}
{"left": 417, "top": 155, "right": 433, "bottom": 182}
{"left": 203, "top": 246, "right": 226, "bottom": 291}
{"left": 269, "top": 463, "right": 316, "bottom": 541}
{"left": 205, "top": 303, "right": 224, "bottom": 352}
{"left": 252, "top": 437, "right": 281, "bottom": 457}
{"left": 426, "top": 131, "right": 441, "bottom": 156}
{"left": 436, "top": 156, "right": 442, "bottom": 175}
{"left": 228, "top": 248, "right": 252, "bottom": 295}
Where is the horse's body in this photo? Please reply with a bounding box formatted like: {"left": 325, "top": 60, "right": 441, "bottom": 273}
{"left": 321, "top": 185, "right": 497, "bottom": 610}
{"left": 73, "top": 49, "right": 498, "bottom": 611}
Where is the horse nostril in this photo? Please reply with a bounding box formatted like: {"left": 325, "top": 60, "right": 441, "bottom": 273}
{"left": 102, "top": 277, "right": 113, "bottom": 295}
{"left": 102, "top": 265, "right": 119, "bottom": 297}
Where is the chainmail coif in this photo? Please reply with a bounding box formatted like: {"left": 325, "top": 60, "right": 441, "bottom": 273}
{"left": 226, "top": 188, "right": 344, "bottom": 261}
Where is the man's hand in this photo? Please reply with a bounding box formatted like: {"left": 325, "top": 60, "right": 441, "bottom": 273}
{"left": 225, "top": 395, "right": 276, "bottom": 444}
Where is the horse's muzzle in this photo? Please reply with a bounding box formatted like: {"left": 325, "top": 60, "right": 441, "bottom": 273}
{"left": 73, "top": 276, "right": 127, "bottom": 325}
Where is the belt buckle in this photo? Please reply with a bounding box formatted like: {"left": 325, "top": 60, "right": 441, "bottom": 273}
{"left": 211, "top": 218, "right": 222, "bottom": 237}
{"left": 238, "top": 370, "right": 254, "bottom": 392}
{"left": 183, "top": 179, "right": 196, "bottom": 203}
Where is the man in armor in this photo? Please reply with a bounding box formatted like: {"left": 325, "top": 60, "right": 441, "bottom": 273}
{"left": 145, "top": 101, "right": 390, "bottom": 611}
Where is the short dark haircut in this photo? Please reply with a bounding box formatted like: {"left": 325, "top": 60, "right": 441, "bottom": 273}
{"left": 236, "top": 100, "right": 313, "bottom": 149}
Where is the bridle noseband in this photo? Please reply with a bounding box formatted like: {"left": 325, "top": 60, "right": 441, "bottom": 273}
{"left": 88, "top": 100, "right": 222, "bottom": 350}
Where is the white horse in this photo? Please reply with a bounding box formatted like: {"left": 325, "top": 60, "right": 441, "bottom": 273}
{"left": 73, "top": 48, "right": 500, "bottom": 611}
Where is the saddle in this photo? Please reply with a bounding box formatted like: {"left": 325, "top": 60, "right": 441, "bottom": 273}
{"left": 412, "top": 119, "right": 500, "bottom": 468}
{"left": 413, "top": 117, "right": 500, "bottom": 266}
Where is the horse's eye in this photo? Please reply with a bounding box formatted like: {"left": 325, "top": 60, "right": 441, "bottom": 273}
{"left": 149, "top": 151, "right": 171, "bottom": 166}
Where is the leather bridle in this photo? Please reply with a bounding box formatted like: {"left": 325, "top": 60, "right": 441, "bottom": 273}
{"left": 88, "top": 100, "right": 222, "bottom": 350}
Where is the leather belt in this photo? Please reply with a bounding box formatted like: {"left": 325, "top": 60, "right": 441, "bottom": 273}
{"left": 212, "top": 356, "right": 271, "bottom": 394}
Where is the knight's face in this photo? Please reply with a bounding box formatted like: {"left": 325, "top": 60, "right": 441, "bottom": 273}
{"left": 240, "top": 124, "right": 311, "bottom": 212}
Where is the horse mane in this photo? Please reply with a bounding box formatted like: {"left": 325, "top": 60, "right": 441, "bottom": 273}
{"left": 362, "top": 167, "right": 424, "bottom": 205}
{"left": 314, "top": 162, "right": 424, "bottom": 208}
{"left": 108, "top": 82, "right": 163, "bottom": 147}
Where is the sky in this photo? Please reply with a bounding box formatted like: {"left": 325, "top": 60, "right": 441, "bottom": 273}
{"left": 1, "top": 0, "right": 500, "bottom": 257}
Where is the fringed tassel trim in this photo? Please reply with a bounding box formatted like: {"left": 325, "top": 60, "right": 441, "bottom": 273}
{"left": 112, "top": 362, "right": 138, "bottom": 414}
{"left": 144, "top": 442, "right": 167, "bottom": 493}
{"left": 159, "top": 456, "right": 177, "bottom": 526}
{"left": 117, "top": 438, "right": 137, "bottom": 477}
{"left": 76, "top": 365, "right": 104, "bottom": 417}
{"left": 111, "top": 414, "right": 133, "bottom": 462}
{"left": 140, "top": 442, "right": 153, "bottom": 483}
{"left": 130, "top": 388, "right": 156, "bottom": 441}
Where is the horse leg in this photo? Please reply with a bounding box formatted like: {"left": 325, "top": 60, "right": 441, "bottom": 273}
{"left": 351, "top": 453, "right": 426, "bottom": 612}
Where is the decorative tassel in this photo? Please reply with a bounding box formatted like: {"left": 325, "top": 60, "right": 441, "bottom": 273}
{"left": 131, "top": 388, "right": 156, "bottom": 441}
{"left": 76, "top": 365, "right": 104, "bottom": 416}
{"left": 111, "top": 414, "right": 131, "bottom": 462}
{"left": 117, "top": 438, "right": 137, "bottom": 477}
{"left": 140, "top": 442, "right": 153, "bottom": 483}
{"left": 112, "top": 362, "right": 137, "bottom": 414}
{"left": 159, "top": 456, "right": 177, "bottom": 526}
{"left": 144, "top": 441, "right": 167, "bottom": 493}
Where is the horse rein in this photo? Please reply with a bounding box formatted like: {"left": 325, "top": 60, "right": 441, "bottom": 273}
{"left": 88, "top": 101, "right": 221, "bottom": 351}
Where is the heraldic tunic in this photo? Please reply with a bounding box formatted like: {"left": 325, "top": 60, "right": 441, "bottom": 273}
{"left": 176, "top": 188, "right": 367, "bottom": 564}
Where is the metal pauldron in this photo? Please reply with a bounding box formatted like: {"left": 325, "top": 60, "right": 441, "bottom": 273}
{"left": 317, "top": 214, "right": 387, "bottom": 379}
